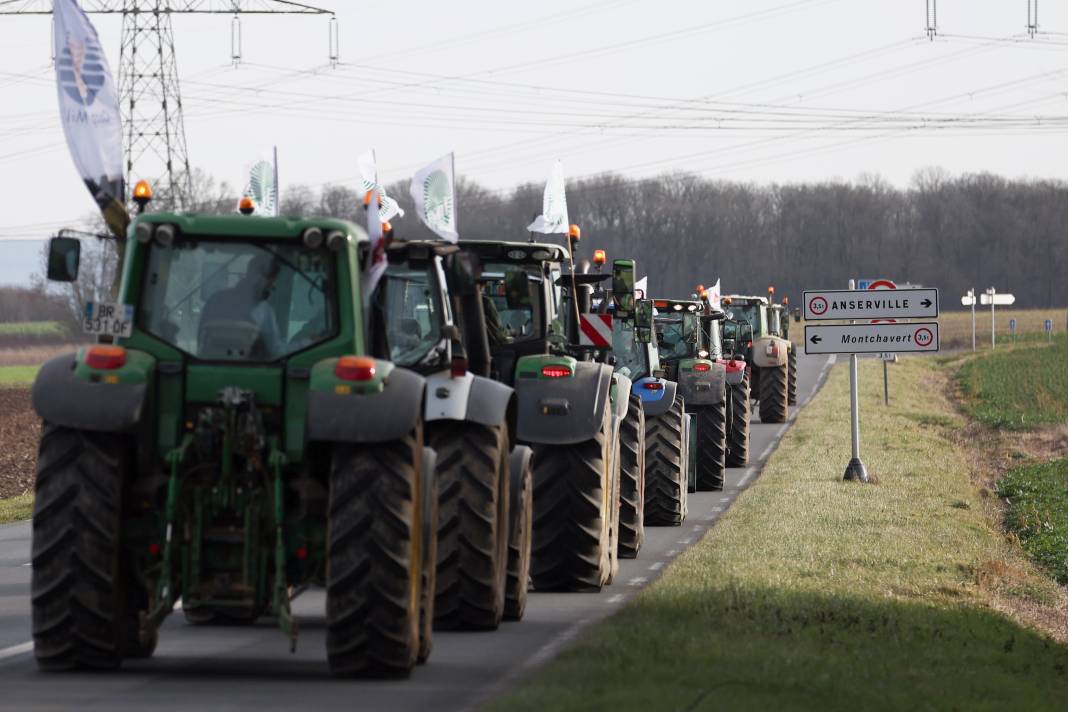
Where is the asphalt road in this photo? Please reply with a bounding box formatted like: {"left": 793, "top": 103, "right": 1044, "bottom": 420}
{"left": 0, "top": 353, "right": 835, "bottom": 711}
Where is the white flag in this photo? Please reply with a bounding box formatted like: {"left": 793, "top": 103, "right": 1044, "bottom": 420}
{"left": 708, "top": 278, "right": 721, "bottom": 311}
{"left": 357, "top": 150, "right": 388, "bottom": 299}
{"left": 410, "top": 153, "right": 458, "bottom": 242}
{"left": 54, "top": 0, "right": 126, "bottom": 236}
{"left": 527, "top": 160, "right": 569, "bottom": 234}
{"left": 241, "top": 153, "right": 278, "bottom": 216}
{"left": 358, "top": 148, "right": 404, "bottom": 222}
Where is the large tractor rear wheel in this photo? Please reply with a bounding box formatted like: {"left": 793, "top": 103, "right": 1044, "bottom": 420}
{"left": 726, "top": 373, "right": 751, "bottom": 467}
{"left": 429, "top": 422, "right": 509, "bottom": 631}
{"left": 530, "top": 409, "right": 614, "bottom": 592}
{"left": 643, "top": 397, "right": 687, "bottom": 526}
{"left": 504, "top": 447, "right": 533, "bottom": 621}
{"left": 759, "top": 364, "right": 789, "bottom": 424}
{"left": 788, "top": 347, "right": 798, "bottom": 406}
{"left": 32, "top": 425, "right": 133, "bottom": 671}
{"left": 327, "top": 432, "right": 423, "bottom": 678}
{"left": 695, "top": 400, "right": 727, "bottom": 491}
{"left": 617, "top": 393, "right": 645, "bottom": 558}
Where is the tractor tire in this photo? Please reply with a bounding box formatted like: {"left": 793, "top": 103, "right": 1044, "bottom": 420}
{"left": 504, "top": 448, "right": 533, "bottom": 621}
{"left": 617, "top": 393, "right": 645, "bottom": 559}
{"left": 726, "top": 372, "right": 751, "bottom": 467}
{"left": 418, "top": 448, "right": 438, "bottom": 664}
{"left": 32, "top": 425, "right": 132, "bottom": 671}
{"left": 429, "top": 422, "right": 509, "bottom": 631}
{"left": 530, "top": 408, "right": 614, "bottom": 592}
{"left": 759, "top": 364, "right": 789, "bottom": 424}
{"left": 643, "top": 397, "right": 687, "bottom": 526}
{"left": 326, "top": 431, "right": 423, "bottom": 678}
{"left": 605, "top": 431, "right": 621, "bottom": 586}
{"left": 695, "top": 400, "right": 727, "bottom": 491}
{"left": 788, "top": 347, "right": 798, "bottom": 406}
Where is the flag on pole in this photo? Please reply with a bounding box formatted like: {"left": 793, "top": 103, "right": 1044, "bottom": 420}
{"left": 240, "top": 153, "right": 278, "bottom": 216}
{"left": 410, "top": 153, "right": 458, "bottom": 242}
{"left": 53, "top": 0, "right": 127, "bottom": 238}
{"left": 708, "top": 278, "right": 721, "bottom": 311}
{"left": 358, "top": 149, "right": 404, "bottom": 222}
{"left": 527, "top": 160, "right": 569, "bottom": 234}
{"left": 357, "top": 150, "right": 387, "bottom": 300}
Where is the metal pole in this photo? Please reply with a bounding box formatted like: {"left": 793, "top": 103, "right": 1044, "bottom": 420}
{"left": 970, "top": 288, "right": 976, "bottom": 351}
{"left": 883, "top": 360, "right": 889, "bottom": 406}
{"left": 844, "top": 278, "right": 869, "bottom": 482}
{"left": 990, "top": 287, "right": 996, "bottom": 349}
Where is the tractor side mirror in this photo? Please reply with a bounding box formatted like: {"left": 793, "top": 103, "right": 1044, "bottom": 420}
{"left": 446, "top": 251, "right": 481, "bottom": 296}
{"left": 652, "top": 368, "right": 666, "bottom": 379}
{"left": 793, "top": 308, "right": 801, "bottom": 323}
{"left": 637, "top": 327, "right": 653, "bottom": 344}
{"left": 611, "top": 259, "right": 635, "bottom": 317}
{"left": 504, "top": 269, "right": 530, "bottom": 310}
{"left": 47, "top": 236, "right": 81, "bottom": 282}
{"left": 635, "top": 299, "right": 654, "bottom": 342}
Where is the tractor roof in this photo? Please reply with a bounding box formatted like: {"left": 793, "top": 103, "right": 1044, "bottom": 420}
{"left": 724, "top": 295, "right": 769, "bottom": 306}
{"left": 135, "top": 213, "right": 366, "bottom": 242}
{"left": 652, "top": 298, "right": 702, "bottom": 313}
{"left": 458, "top": 239, "right": 569, "bottom": 263}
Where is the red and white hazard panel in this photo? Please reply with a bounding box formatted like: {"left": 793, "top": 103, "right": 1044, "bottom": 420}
{"left": 578, "top": 314, "right": 613, "bottom": 347}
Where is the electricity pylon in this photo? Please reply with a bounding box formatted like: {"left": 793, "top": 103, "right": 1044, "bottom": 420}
{"left": 0, "top": 1, "right": 337, "bottom": 210}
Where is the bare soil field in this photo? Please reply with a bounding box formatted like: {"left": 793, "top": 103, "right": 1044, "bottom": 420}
{"left": 0, "top": 388, "right": 37, "bottom": 498}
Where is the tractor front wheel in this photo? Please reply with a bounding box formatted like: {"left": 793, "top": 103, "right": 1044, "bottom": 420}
{"left": 726, "top": 372, "right": 752, "bottom": 467}
{"left": 617, "top": 393, "right": 645, "bottom": 558}
{"left": 695, "top": 400, "right": 727, "bottom": 491}
{"left": 326, "top": 432, "right": 423, "bottom": 678}
{"left": 643, "top": 397, "right": 687, "bottom": 526}
{"left": 788, "top": 347, "right": 798, "bottom": 406}
{"left": 504, "top": 447, "right": 533, "bottom": 621}
{"left": 759, "top": 364, "right": 789, "bottom": 423}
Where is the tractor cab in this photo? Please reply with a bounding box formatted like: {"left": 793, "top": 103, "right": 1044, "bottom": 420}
{"left": 652, "top": 299, "right": 721, "bottom": 381}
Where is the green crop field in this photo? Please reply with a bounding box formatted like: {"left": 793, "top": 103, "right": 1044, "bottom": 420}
{"left": 0, "top": 321, "right": 66, "bottom": 337}
{"left": 0, "top": 365, "right": 40, "bottom": 385}
{"left": 0, "top": 492, "right": 33, "bottom": 525}
{"left": 999, "top": 459, "right": 1068, "bottom": 586}
{"left": 485, "top": 357, "right": 1068, "bottom": 712}
{"left": 956, "top": 336, "right": 1068, "bottom": 430}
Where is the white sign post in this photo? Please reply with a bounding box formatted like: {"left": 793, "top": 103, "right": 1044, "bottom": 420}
{"left": 980, "top": 288, "right": 1015, "bottom": 349}
{"left": 961, "top": 289, "right": 976, "bottom": 351}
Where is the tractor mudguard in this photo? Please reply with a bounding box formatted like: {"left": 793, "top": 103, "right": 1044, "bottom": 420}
{"left": 306, "top": 366, "right": 425, "bottom": 444}
{"left": 32, "top": 351, "right": 152, "bottom": 433}
{"left": 720, "top": 358, "right": 746, "bottom": 386}
{"left": 515, "top": 360, "right": 613, "bottom": 446}
{"left": 612, "top": 374, "right": 633, "bottom": 425}
{"left": 424, "top": 371, "right": 515, "bottom": 434}
{"left": 635, "top": 378, "right": 677, "bottom": 417}
{"left": 677, "top": 361, "right": 726, "bottom": 408}
{"left": 752, "top": 336, "right": 790, "bottom": 368}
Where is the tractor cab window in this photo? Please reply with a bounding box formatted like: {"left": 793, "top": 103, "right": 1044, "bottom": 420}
{"left": 655, "top": 313, "right": 700, "bottom": 361}
{"left": 139, "top": 239, "right": 336, "bottom": 362}
{"left": 373, "top": 263, "right": 446, "bottom": 368}
{"left": 480, "top": 263, "right": 544, "bottom": 345}
{"left": 612, "top": 319, "right": 647, "bottom": 379}
{"left": 768, "top": 307, "right": 782, "bottom": 335}
{"left": 731, "top": 304, "right": 767, "bottom": 338}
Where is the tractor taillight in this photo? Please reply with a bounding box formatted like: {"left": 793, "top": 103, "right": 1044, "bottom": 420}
{"left": 335, "top": 356, "right": 376, "bottom": 382}
{"left": 747, "top": 340, "right": 753, "bottom": 348}
{"left": 451, "top": 355, "right": 468, "bottom": 378}
{"left": 84, "top": 345, "right": 126, "bottom": 370}
{"left": 643, "top": 382, "right": 663, "bottom": 390}
{"left": 693, "top": 362, "right": 711, "bottom": 372}
{"left": 541, "top": 365, "right": 572, "bottom": 378}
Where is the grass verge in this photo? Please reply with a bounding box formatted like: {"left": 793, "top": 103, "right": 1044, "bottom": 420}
{"left": 486, "top": 357, "right": 1068, "bottom": 711}
{"left": 957, "top": 335, "right": 1068, "bottom": 430}
{"left": 0, "top": 365, "right": 39, "bottom": 385}
{"left": 998, "top": 459, "right": 1068, "bottom": 586}
{"left": 0, "top": 321, "right": 65, "bottom": 337}
{"left": 0, "top": 492, "right": 33, "bottom": 524}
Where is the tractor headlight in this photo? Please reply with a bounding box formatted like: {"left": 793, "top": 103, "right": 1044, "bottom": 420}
{"left": 134, "top": 222, "right": 154, "bottom": 244}
{"left": 154, "top": 223, "right": 176, "bottom": 247}
{"left": 302, "top": 227, "right": 324, "bottom": 249}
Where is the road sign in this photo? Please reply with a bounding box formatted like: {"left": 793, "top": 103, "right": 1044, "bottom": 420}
{"left": 1046, "top": 319, "right": 1054, "bottom": 333}
{"left": 1009, "top": 318, "right": 1017, "bottom": 332}
{"left": 804, "top": 322, "right": 939, "bottom": 355}
{"left": 961, "top": 294, "right": 976, "bottom": 306}
{"left": 803, "top": 288, "right": 939, "bottom": 321}
{"left": 578, "top": 314, "right": 612, "bottom": 347}
{"left": 980, "top": 293, "right": 1015, "bottom": 305}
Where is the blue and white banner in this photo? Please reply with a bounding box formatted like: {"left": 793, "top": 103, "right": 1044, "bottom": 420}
{"left": 241, "top": 150, "right": 279, "bottom": 216}
{"left": 54, "top": 0, "right": 125, "bottom": 233}
{"left": 410, "top": 152, "right": 458, "bottom": 242}
{"left": 527, "top": 160, "right": 569, "bottom": 234}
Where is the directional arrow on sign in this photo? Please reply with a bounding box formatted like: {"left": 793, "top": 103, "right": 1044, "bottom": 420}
{"left": 810, "top": 334, "right": 822, "bottom": 345}
{"left": 921, "top": 298, "right": 932, "bottom": 308}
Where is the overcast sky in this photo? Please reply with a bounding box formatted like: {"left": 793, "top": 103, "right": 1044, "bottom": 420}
{"left": 1, "top": 0, "right": 1067, "bottom": 284}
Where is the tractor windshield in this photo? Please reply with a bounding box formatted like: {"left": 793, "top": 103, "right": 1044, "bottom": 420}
{"left": 730, "top": 304, "right": 767, "bottom": 337}
{"left": 769, "top": 307, "right": 782, "bottom": 335}
{"left": 612, "top": 320, "right": 647, "bottom": 379}
{"left": 373, "top": 264, "right": 446, "bottom": 368}
{"left": 480, "top": 263, "right": 544, "bottom": 345}
{"left": 655, "top": 313, "right": 700, "bottom": 361}
{"left": 139, "top": 239, "right": 336, "bottom": 362}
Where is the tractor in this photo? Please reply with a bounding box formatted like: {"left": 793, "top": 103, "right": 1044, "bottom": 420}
{"left": 694, "top": 290, "right": 752, "bottom": 468}
{"left": 31, "top": 214, "right": 454, "bottom": 677}
{"left": 765, "top": 288, "right": 797, "bottom": 407}
{"left": 722, "top": 294, "right": 792, "bottom": 423}
{"left": 374, "top": 239, "right": 533, "bottom": 632}
{"left": 458, "top": 235, "right": 628, "bottom": 592}
{"left": 651, "top": 299, "right": 728, "bottom": 491}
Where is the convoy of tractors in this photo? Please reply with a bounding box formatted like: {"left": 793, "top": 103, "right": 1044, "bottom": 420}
{"left": 28, "top": 195, "right": 799, "bottom": 677}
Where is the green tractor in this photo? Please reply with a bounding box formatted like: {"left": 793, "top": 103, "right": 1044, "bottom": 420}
{"left": 31, "top": 214, "right": 448, "bottom": 677}
{"left": 458, "top": 237, "right": 631, "bottom": 591}
{"left": 722, "top": 294, "right": 792, "bottom": 424}
{"left": 651, "top": 299, "right": 729, "bottom": 492}
{"left": 766, "top": 289, "right": 797, "bottom": 407}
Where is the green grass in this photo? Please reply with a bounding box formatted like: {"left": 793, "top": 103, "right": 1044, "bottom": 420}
{"left": 0, "top": 492, "right": 33, "bottom": 524}
{"left": 486, "top": 358, "right": 1068, "bottom": 712}
{"left": 999, "top": 458, "right": 1068, "bottom": 586}
{"left": 0, "top": 321, "right": 65, "bottom": 337}
{"left": 0, "top": 365, "right": 39, "bottom": 385}
{"left": 957, "top": 336, "right": 1068, "bottom": 430}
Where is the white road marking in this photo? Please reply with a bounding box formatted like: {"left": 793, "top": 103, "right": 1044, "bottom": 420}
{"left": 0, "top": 641, "right": 32, "bottom": 661}
{"left": 21, "top": 563, "right": 30, "bottom": 567}
{"left": 666, "top": 549, "right": 679, "bottom": 556}
{"left": 627, "top": 577, "right": 648, "bottom": 587}
{"left": 737, "top": 467, "right": 757, "bottom": 488}
{"left": 648, "top": 562, "right": 663, "bottom": 572}
{"left": 522, "top": 617, "right": 593, "bottom": 670}
{"left": 691, "top": 525, "right": 703, "bottom": 532}
{"left": 719, "top": 497, "right": 731, "bottom": 503}
{"left": 677, "top": 537, "right": 693, "bottom": 545}
{"left": 607, "top": 594, "right": 625, "bottom": 604}
{"left": 776, "top": 425, "right": 788, "bottom": 437}
{"left": 711, "top": 506, "right": 724, "bottom": 512}
{"left": 758, "top": 444, "right": 774, "bottom": 461}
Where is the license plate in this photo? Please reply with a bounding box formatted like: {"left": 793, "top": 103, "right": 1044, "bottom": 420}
{"left": 83, "top": 302, "right": 134, "bottom": 338}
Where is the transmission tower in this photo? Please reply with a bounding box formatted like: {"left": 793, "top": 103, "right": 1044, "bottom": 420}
{"left": 924, "top": 0, "right": 937, "bottom": 41}
{"left": 1027, "top": 0, "right": 1039, "bottom": 39}
{"left": 0, "top": 1, "right": 337, "bottom": 211}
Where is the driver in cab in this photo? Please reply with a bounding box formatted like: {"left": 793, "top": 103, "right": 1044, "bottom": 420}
{"left": 199, "top": 253, "right": 285, "bottom": 359}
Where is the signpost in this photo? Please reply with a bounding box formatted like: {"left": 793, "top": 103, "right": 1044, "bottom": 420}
{"left": 1046, "top": 318, "right": 1054, "bottom": 342}
{"left": 962, "top": 289, "right": 976, "bottom": 351}
{"left": 980, "top": 288, "right": 1015, "bottom": 348}
{"left": 1009, "top": 317, "right": 1017, "bottom": 342}
{"left": 804, "top": 278, "right": 940, "bottom": 484}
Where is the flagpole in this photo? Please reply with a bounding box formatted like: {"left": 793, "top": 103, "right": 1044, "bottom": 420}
{"left": 451, "top": 152, "right": 459, "bottom": 237}
{"left": 272, "top": 145, "right": 279, "bottom": 217}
